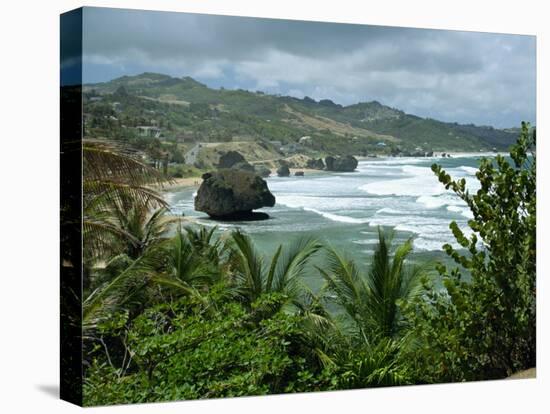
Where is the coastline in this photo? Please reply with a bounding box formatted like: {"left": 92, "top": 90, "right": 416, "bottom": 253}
{"left": 269, "top": 167, "right": 327, "bottom": 175}
{"left": 158, "top": 177, "right": 202, "bottom": 191}
{"left": 157, "top": 151, "right": 501, "bottom": 193}
{"left": 159, "top": 167, "right": 329, "bottom": 192}
{"left": 434, "top": 151, "right": 505, "bottom": 158}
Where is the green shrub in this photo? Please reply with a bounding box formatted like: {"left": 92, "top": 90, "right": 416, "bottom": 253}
{"left": 406, "top": 123, "right": 536, "bottom": 382}
{"left": 83, "top": 293, "right": 335, "bottom": 405}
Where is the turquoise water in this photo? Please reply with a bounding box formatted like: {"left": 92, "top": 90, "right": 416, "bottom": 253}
{"left": 165, "top": 154, "right": 492, "bottom": 288}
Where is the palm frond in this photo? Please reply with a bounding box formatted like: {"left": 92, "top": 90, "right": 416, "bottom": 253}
{"left": 271, "top": 236, "right": 322, "bottom": 295}
{"left": 265, "top": 245, "right": 282, "bottom": 293}
{"left": 229, "top": 230, "right": 265, "bottom": 302}
{"left": 83, "top": 141, "right": 166, "bottom": 186}
{"left": 83, "top": 256, "right": 149, "bottom": 330}
{"left": 150, "top": 275, "right": 206, "bottom": 302}
{"left": 83, "top": 216, "right": 139, "bottom": 260}
{"left": 321, "top": 228, "right": 427, "bottom": 343}
{"left": 318, "top": 246, "right": 368, "bottom": 328}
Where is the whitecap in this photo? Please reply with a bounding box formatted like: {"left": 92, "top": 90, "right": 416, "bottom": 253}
{"left": 302, "top": 208, "right": 370, "bottom": 224}
{"left": 447, "top": 205, "right": 474, "bottom": 218}
{"left": 458, "top": 166, "right": 479, "bottom": 175}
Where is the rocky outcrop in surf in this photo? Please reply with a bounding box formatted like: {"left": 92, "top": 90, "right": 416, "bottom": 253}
{"left": 194, "top": 169, "right": 275, "bottom": 220}
{"left": 276, "top": 163, "right": 290, "bottom": 177}
{"left": 324, "top": 155, "right": 358, "bottom": 172}
{"left": 306, "top": 158, "right": 325, "bottom": 170}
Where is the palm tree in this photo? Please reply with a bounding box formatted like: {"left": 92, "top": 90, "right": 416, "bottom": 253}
{"left": 184, "top": 226, "right": 225, "bottom": 267}
{"left": 319, "top": 228, "right": 426, "bottom": 343}
{"left": 83, "top": 226, "right": 225, "bottom": 329}
{"left": 83, "top": 254, "right": 151, "bottom": 330}
{"left": 148, "top": 227, "right": 225, "bottom": 301}
{"left": 83, "top": 140, "right": 169, "bottom": 260}
{"left": 81, "top": 140, "right": 173, "bottom": 329}
{"left": 110, "top": 204, "right": 180, "bottom": 259}
{"left": 228, "top": 230, "right": 323, "bottom": 308}
{"left": 337, "top": 336, "right": 413, "bottom": 387}
{"left": 317, "top": 228, "right": 426, "bottom": 387}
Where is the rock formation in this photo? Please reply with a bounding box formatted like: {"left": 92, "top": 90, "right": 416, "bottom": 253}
{"left": 324, "top": 155, "right": 358, "bottom": 172}
{"left": 195, "top": 170, "right": 275, "bottom": 219}
{"left": 217, "top": 151, "right": 246, "bottom": 169}
{"left": 306, "top": 158, "right": 325, "bottom": 170}
{"left": 277, "top": 164, "right": 290, "bottom": 177}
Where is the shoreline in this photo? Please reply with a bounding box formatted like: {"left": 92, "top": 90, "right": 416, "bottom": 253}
{"left": 269, "top": 167, "right": 327, "bottom": 175}
{"left": 158, "top": 177, "right": 202, "bottom": 191}
{"left": 434, "top": 151, "right": 505, "bottom": 158}
{"left": 159, "top": 167, "right": 330, "bottom": 191}
{"left": 157, "top": 151, "right": 501, "bottom": 192}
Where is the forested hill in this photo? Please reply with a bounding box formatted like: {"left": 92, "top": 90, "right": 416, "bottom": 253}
{"left": 83, "top": 72, "right": 518, "bottom": 153}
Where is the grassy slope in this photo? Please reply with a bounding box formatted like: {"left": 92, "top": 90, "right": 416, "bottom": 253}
{"left": 84, "top": 72, "right": 518, "bottom": 152}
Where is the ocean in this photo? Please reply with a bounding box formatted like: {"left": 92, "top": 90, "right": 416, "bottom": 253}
{"left": 165, "top": 154, "right": 491, "bottom": 284}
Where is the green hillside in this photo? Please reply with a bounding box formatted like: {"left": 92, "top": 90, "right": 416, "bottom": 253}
{"left": 83, "top": 72, "right": 518, "bottom": 157}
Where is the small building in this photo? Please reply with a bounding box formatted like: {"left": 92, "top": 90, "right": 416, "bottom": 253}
{"left": 376, "top": 142, "right": 387, "bottom": 147}
{"left": 136, "top": 126, "right": 161, "bottom": 138}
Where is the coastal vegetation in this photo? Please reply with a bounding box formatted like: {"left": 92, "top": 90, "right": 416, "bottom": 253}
{"left": 82, "top": 72, "right": 519, "bottom": 182}
{"left": 80, "top": 123, "right": 536, "bottom": 406}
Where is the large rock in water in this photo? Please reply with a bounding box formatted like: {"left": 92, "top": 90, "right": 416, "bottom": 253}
{"left": 306, "top": 158, "right": 325, "bottom": 170}
{"left": 217, "top": 151, "right": 246, "bottom": 169}
{"left": 325, "top": 155, "right": 358, "bottom": 172}
{"left": 277, "top": 164, "right": 290, "bottom": 177}
{"left": 195, "top": 169, "right": 275, "bottom": 219}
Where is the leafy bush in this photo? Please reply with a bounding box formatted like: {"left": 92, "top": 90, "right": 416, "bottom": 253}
{"left": 81, "top": 124, "right": 537, "bottom": 405}
{"left": 83, "top": 293, "right": 336, "bottom": 405}
{"left": 406, "top": 122, "right": 536, "bottom": 382}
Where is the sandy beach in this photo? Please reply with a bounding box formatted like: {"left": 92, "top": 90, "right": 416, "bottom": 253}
{"left": 157, "top": 177, "right": 202, "bottom": 191}
{"left": 270, "top": 167, "right": 327, "bottom": 175}
{"left": 156, "top": 168, "right": 329, "bottom": 192}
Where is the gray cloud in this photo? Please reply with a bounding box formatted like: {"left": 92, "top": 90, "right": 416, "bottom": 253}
{"left": 82, "top": 7, "right": 536, "bottom": 128}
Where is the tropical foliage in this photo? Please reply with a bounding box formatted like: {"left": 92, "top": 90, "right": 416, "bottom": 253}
{"left": 80, "top": 125, "right": 536, "bottom": 406}
{"left": 405, "top": 122, "right": 536, "bottom": 382}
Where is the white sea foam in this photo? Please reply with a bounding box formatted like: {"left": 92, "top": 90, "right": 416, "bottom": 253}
{"left": 352, "top": 239, "right": 380, "bottom": 245}
{"left": 165, "top": 156, "right": 486, "bottom": 252}
{"left": 447, "top": 205, "right": 474, "bottom": 218}
{"left": 416, "top": 193, "right": 466, "bottom": 209}
{"left": 302, "top": 208, "right": 370, "bottom": 224}
{"left": 375, "top": 207, "right": 406, "bottom": 215}
{"left": 276, "top": 195, "right": 373, "bottom": 211}
{"left": 458, "top": 166, "right": 479, "bottom": 175}
{"left": 359, "top": 165, "right": 444, "bottom": 197}
{"left": 413, "top": 238, "right": 449, "bottom": 251}
{"left": 275, "top": 195, "right": 371, "bottom": 224}
{"left": 361, "top": 158, "right": 425, "bottom": 166}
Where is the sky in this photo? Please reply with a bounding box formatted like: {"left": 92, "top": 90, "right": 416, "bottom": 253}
{"left": 80, "top": 7, "right": 536, "bottom": 128}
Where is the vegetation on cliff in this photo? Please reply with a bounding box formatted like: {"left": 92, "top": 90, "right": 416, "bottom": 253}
{"left": 80, "top": 124, "right": 535, "bottom": 406}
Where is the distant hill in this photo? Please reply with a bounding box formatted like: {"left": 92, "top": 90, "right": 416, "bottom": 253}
{"left": 83, "top": 72, "right": 519, "bottom": 154}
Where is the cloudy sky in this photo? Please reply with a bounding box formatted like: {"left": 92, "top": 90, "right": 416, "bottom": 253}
{"left": 81, "top": 7, "right": 536, "bottom": 128}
